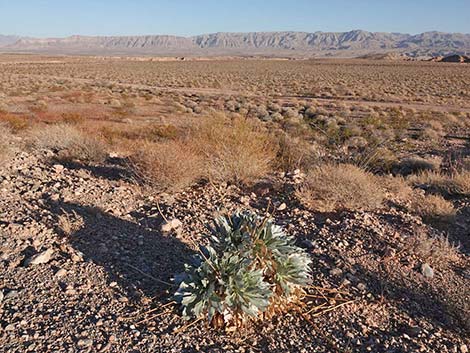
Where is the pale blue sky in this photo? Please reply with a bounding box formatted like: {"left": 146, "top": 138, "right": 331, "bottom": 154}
{"left": 0, "top": 0, "right": 469, "bottom": 37}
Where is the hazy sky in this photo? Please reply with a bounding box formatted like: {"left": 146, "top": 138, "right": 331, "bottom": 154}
{"left": 0, "top": 0, "right": 469, "bottom": 37}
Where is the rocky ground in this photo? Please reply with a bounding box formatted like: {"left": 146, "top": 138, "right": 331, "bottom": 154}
{"left": 1, "top": 142, "right": 469, "bottom": 353}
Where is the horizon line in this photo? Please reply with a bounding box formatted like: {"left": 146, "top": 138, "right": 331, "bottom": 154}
{"left": 3, "top": 29, "right": 470, "bottom": 39}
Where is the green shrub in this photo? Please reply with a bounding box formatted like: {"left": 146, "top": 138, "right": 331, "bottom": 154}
{"left": 175, "top": 211, "right": 311, "bottom": 329}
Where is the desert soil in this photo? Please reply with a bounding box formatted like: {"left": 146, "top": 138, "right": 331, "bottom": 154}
{"left": 1, "top": 142, "right": 469, "bottom": 353}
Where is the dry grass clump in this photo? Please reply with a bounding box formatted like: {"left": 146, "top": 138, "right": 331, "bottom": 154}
{"left": 381, "top": 175, "right": 414, "bottom": 202}
{"left": 296, "top": 164, "right": 385, "bottom": 212}
{"left": 29, "top": 124, "right": 107, "bottom": 163}
{"left": 408, "top": 229, "right": 459, "bottom": 268}
{"left": 61, "top": 112, "right": 85, "bottom": 125}
{"left": 0, "top": 112, "right": 30, "bottom": 133}
{"left": 0, "top": 124, "right": 13, "bottom": 163}
{"left": 193, "top": 115, "right": 277, "bottom": 185}
{"left": 410, "top": 171, "right": 470, "bottom": 196}
{"left": 356, "top": 147, "right": 398, "bottom": 174}
{"left": 410, "top": 194, "right": 456, "bottom": 225}
{"left": 128, "top": 114, "right": 276, "bottom": 190}
{"left": 57, "top": 211, "right": 84, "bottom": 237}
{"left": 100, "top": 123, "right": 182, "bottom": 145}
{"left": 275, "top": 132, "right": 320, "bottom": 172}
{"left": 129, "top": 140, "right": 204, "bottom": 192}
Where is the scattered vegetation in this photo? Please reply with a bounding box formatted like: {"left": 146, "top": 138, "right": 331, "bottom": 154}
{"left": 0, "top": 112, "right": 29, "bottom": 133}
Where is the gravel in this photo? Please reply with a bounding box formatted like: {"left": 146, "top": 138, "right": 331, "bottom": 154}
{"left": 0, "top": 148, "right": 469, "bottom": 352}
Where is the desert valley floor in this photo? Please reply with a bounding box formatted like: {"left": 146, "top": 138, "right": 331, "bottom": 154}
{"left": 0, "top": 55, "right": 469, "bottom": 352}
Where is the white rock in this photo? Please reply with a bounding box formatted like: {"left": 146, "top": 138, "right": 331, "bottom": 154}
{"left": 277, "top": 203, "right": 287, "bottom": 211}
{"left": 55, "top": 269, "right": 67, "bottom": 278}
{"left": 53, "top": 164, "right": 64, "bottom": 173}
{"left": 77, "top": 339, "right": 93, "bottom": 348}
{"left": 461, "top": 344, "right": 468, "bottom": 353}
{"left": 421, "top": 263, "right": 434, "bottom": 279}
{"left": 0, "top": 289, "right": 3, "bottom": 303}
{"left": 25, "top": 249, "right": 54, "bottom": 266}
{"left": 160, "top": 218, "right": 182, "bottom": 233}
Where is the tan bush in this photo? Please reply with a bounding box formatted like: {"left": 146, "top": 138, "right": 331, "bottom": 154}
{"left": 61, "top": 112, "right": 85, "bottom": 125}
{"left": 29, "top": 124, "right": 107, "bottom": 163}
{"left": 129, "top": 140, "right": 204, "bottom": 192}
{"left": 408, "top": 230, "right": 459, "bottom": 268}
{"left": 362, "top": 147, "right": 398, "bottom": 173}
{"left": 381, "top": 175, "right": 414, "bottom": 202}
{"left": 0, "top": 124, "right": 13, "bottom": 163}
{"left": 0, "top": 112, "right": 30, "bottom": 133}
{"left": 193, "top": 115, "right": 277, "bottom": 185}
{"left": 409, "top": 171, "right": 470, "bottom": 196}
{"left": 410, "top": 194, "right": 456, "bottom": 224}
{"left": 275, "top": 132, "right": 320, "bottom": 172}
{"left": 296, "top": 164, "right": 385, "bottom": 212}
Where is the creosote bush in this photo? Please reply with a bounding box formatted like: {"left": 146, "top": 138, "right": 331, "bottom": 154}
{"left": 296, "top": 164, "right": 385, "bottom": 212}
{"left": 175, "top": 211, "right": 311, "bottom": 329}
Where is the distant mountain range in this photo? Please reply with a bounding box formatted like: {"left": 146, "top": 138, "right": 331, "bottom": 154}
{"left": 1, "top": 30, "right": 469, "bottom": 57}
{"left": 0, "top": 35, "right": 21, "bottom": 47}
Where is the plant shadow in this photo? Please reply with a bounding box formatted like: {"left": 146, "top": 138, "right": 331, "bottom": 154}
{"left": 52, "top": 156, "right": 134, "bottom": 182}
{"left": 44, "top": 198, "right": 194, "bottom": 300}
{"left": 353, "top": 263, "right": 470, "bottom": 336}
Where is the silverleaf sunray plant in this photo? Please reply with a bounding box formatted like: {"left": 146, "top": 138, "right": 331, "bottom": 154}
{"left": 174, "top": 210, "right": 312, "bottom": 329}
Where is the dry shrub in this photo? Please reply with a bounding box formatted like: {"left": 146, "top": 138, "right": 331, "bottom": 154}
{"left": 296, "top": 164, "right": 385, "bottom": 212}
{"left": 410, "top": 171, "right": 470, "bottom": 197}
{"left": 0, "top": 124, "right": 13, "bottom": 163}
{"left": 408, "top": 229, "right": 459, "bottom": 268}
{"left": 358, "top": 147, "right": 398, "bottom": 174}
{"left": 0, "top": 112, "right": 30, "bottom": 133}
{"left": 381, "top": 175, "right": 414, "bottom": 202}
{"left": 410, "top": 194, "right": 456, "bottom": 224}
{"left": 452, "top": 156, "right": 470, "bottom": 172}
{"left": 129, "top": 140, "right": 204, "bottom": 191}
{"left": 29, "top": 124, "right": 107, "bottom": 163}
{"left": 275, "top": 132, "right": 320, "bottom": 172}
{"left": 193, "top": 115, "right": 277, "bottom": 185}
{"left": 101, "top": 123, "right": 181, "bottom": 145}
{"left": 57, "top": 211, "right": 84, "bottom": 237}
{"left": 61, "top": 112, "right": 85, "bottom": 125}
